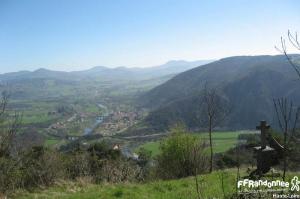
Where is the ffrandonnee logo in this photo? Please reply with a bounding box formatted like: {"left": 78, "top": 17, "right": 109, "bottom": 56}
{"left": 237, "top": 176, "right": 300, "bottom": 193}
{"left": 291, "top": 176, "right": 300, "bottom": 192}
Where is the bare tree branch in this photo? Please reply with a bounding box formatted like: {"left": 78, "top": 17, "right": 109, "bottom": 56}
{"left": 0, "top": 91, "right": 9, "bottom": 118}
{"left": 200, "top": 83, "right": 230, "bottom": 173}
{"left": 275, "top": 31, "right": 300, "bottom": 78}
{"left": 273, "top": 98, "right": 299, "bottom": 180}
{"left": 288, "top": 30, "right": 300, "bottom": 50}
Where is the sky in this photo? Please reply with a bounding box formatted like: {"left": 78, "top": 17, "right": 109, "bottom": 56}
{"left": 0, "top": 0, "right": 300, "bottom": 73}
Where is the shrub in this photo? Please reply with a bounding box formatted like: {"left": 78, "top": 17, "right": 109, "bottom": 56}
{"left": 155, "top": 126, "right": 208, "bottom": 179}
{"left": 0, "top": 157, "right": 23, "bottom": 193}
{"left": 100, "top": 159, "right": 141, "bottom": 183}
{"left": 20, "top": 146, "right": 66, "bottom": 189}
{"left": 65, "top": 150, "right": 91, "bottom": 179}
{"left": 0, "top": 146, "right": 66, "bottom": 194}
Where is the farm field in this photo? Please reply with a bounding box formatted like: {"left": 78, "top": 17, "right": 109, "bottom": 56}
{"left": 136, "top": 131, "right": 258, "bottom": 156}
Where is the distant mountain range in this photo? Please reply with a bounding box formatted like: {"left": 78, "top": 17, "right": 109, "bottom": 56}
{"left": 136, "top": 55, "right": 300, "bottom": 134}
{"left": 4, "top": 55, "right": 300, "bottom": 133}
{"left": 0, "top": 60, "right": 213, "bottom": 101}
{"left": 0, "top": 60, "right": 213, "bottom": 82}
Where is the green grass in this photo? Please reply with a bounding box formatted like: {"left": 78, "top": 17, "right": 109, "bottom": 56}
{"left": 21, "top": 114, "right": 57, "bottom": 125}
{"left": 12, "top": 169, "right": 300, "bottom": 199}
{"left": 137, "top": 141, "right": 161, "bottom": 157}
{"left": 196, "top": 131, "right": 253, "bottom": 153}
{"left": 44, "top": 139, "right": 61, "bottom": 147}
{"left": 136, "top": 131, "right": 257, "bottom": 157}
{"left": 11, "top": 169, "right": 237, "bottom": 199}
{"left": 84, "top": 104, "right": 100, "bottom": 114}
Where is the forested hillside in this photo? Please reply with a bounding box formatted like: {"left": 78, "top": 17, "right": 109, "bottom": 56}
{"left": 140, "top": 55, "right": 300, "bottom": 131}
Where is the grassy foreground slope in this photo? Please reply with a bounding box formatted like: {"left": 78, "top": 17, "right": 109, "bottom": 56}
{"left": 14, "top": 170, "right": 236, "bottom": 199}
{"left": 13, "top": 169, "right": 300, "bottom": 199}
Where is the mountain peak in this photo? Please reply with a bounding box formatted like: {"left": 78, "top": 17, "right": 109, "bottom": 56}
{"left": 85, "top": 66, "right": 109, "bottom": 72}
{"left": 34, "top": 68, "right": 52, "bottom": 73}
{"left": 164, "top": 60, "right": 188, "bottom": 65}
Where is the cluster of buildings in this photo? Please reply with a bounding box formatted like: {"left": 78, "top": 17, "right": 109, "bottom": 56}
{"left": 99, "top": 111, "right": 143, "bottom": 135}
{"left": 48, "top": 121, "right": 66, "bottom": 130}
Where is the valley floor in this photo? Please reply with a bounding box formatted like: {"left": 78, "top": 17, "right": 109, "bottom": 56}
{"left": 135, "top": 130, "right": 257, "bottom": 157}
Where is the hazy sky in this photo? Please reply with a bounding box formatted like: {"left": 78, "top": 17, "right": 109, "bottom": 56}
{"left": 0, "top": 0, "right": 299, "bottom": 73}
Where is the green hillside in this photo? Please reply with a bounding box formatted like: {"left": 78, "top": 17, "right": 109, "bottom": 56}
{"left": 139, "top": 55, "right": 300, "bottom": 132}
{"left": 13, "top": 169, "right": 300, "bottom": 199}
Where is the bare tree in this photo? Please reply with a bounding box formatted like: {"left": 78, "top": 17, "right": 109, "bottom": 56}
{"left": 0, "top": 91, "right": 22, "bottom": 157}
{"left": 235, "top": 143, "right": 240, "bottom": 196}
{"left": 0, "top": 90, "right": 22, "bottom": 194}
{"left": 217, "top": 170, "right": 227, "bottom": 199}
{"left": 194, "top": 171, "right": 201, "bottom": 199}
{"left": 275, "top": 30, "right": 300, "bottom": 78}
{"left": 0, "top": 91, "right": 8, "bottom": 118}
{"left": 201, "top": 84, "right": 230, "bottom": 173}
{"left": 0, "top": 91, "right": 14, "bottom": 157}
{"left": 273, "top": 98, "right": 299, "bottom": 180}
{"left": 191, "top": 141, "right": 207, "bottom": 199}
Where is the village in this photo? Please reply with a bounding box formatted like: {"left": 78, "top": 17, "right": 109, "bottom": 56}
{"left": 45, "top": 104, "right": 144, "bottom": 139}
{"left": 97, "top": 110, "right": 144, "bottom": 136}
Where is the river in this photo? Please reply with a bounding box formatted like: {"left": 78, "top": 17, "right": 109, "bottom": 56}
{"left": 83, "top": 103, "right": 108, "bottom": 135}
{"left": 82, "top": 104, "right": 138, "bottom": 159}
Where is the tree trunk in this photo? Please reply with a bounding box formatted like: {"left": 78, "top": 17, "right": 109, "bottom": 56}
{"left": 283, "top": 127, "right": 287, "bottom": 181}
{"left": 194, "top": 167, "right": 201, "bottom": 199}
{"left": 209, "top": 117, "right": 213, "bottom": 173}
